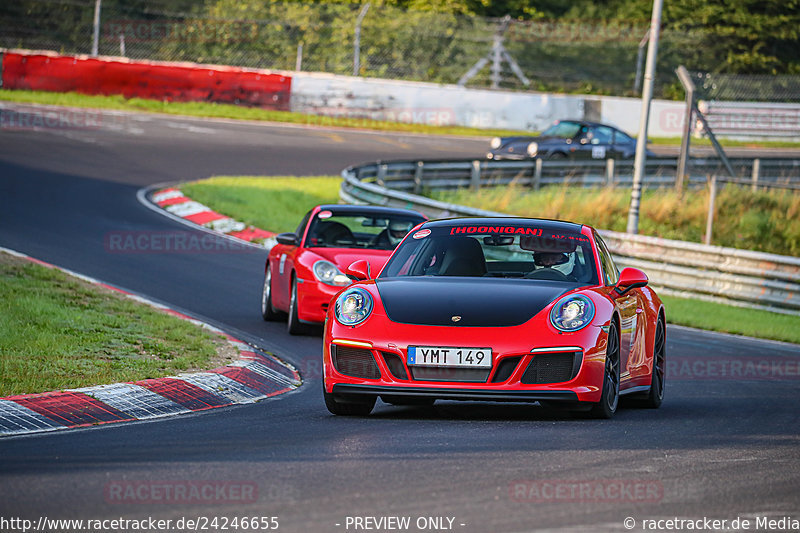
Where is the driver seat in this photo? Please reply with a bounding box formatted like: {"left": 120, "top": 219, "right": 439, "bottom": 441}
{"left": 438, "top": 237, "right": 487, "bottom": 277}
{"left": 314, "top": 221, "right": 354, "bottom": 246}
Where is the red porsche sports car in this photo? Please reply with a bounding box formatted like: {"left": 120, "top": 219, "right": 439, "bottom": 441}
{"left": 261, "top": 204, "right": 427, "bottom": 334}
{"left": 323, "top": 217, "right": 666, "bottom": 418}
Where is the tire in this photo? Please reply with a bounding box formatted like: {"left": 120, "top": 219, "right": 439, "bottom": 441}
{"left": 323, "top": 387, "right": 376, "bottom": 416}
{"left": 590, "top": 322, "right": 620, "bottom": 419}
{"left": 381, "top": 395, "right": 436, "bottom": 407}
{"left": 547, "top": 152, "right": 567, "bottom": 160}
{"left": 260, "top": 265, "right": 281, "bottom": 321}
{"left": 642, "top": 318, "right": 666, "bottom": 408}
{"left": 286, "top": 276, "right": 306, "bottom": 335}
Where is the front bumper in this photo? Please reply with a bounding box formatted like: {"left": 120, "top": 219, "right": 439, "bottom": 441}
{"left": 487, "top": 151, "right": 530, "bottom": 161}
{"left": 333, "top": 384, "right": 579, "bottom": 403}
{"left": 323, "top": 313, "right": 609, "bottom": 404}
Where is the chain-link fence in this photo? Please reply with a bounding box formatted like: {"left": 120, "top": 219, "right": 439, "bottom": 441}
{"left": 689, "top": 71, "right": 800, "bottom": 103}
{"left": 1, "top": 0, "right": 797, "bottom": 100}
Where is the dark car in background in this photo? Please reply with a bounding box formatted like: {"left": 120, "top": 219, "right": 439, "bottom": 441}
{"left": 487, "top": 120, "right": 653, "bottom": 161}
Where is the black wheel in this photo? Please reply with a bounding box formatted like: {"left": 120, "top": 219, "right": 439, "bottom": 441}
{"left": 260, "top": 265, "right": 281, "bottom": 321}
{"left": 323, "top": 387, "right": 376, "bottom": 416}
{"left": 643, "top": 318, "right": 666, "bottom": 408}
{"left": 547, "top": 152, "right": 567, "bottom": 160}
{"left": 381, "top": 395, "right": 436, "bottom": 407}
{"left": 590, "top": 322, "right": 620, "bottom": 419}
{"left": 286, "top": 276, "right": 307, "bottom": 335}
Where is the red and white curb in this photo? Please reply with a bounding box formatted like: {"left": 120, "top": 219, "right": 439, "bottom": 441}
{"left": 0, "top": 247, "right": 301, "bottom": 437}
{"left": 150, "top": 188, "right": 277, "bottom": 247}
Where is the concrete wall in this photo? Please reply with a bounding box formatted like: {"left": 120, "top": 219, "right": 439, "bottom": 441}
{"left": 291, "top": 70, "right": 687, "bottom": 137}
{"left": 8, "top": 49, "right": 793, "bottom": 140}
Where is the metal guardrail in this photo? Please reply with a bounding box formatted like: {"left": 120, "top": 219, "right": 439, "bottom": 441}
{"left": 347, "top": 157, "right": 800, "bottom": 191}
{"left": 341, "top": 159, "right": 800, "bottom": 315}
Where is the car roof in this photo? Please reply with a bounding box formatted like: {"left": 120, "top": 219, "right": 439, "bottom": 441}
{"left": 315, "top": 204, "right": 426, "bottom": 219}
{"left": 423, "top": 217, "right": 587, "bottom": 234}
{"left": 551, "top": 119, "right": 620, "bottom": 130}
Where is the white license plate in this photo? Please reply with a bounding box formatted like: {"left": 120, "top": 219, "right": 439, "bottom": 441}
{"left": 407, "top": 346, "right": 492, "bottom": 368}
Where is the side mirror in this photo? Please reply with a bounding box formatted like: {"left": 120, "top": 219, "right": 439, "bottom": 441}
{"left": 614, "top": 267, "right": 648, "bottom": 296}
{"left": 346, "top": 259, "right": 371, "bottom": 281}
{"left": 275, "top": 232, "right": 299, "bottom": 246}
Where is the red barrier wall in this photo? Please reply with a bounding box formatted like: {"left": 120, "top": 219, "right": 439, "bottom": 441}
{"left": 1, "top": 51, "right": 291, "bottom": 110}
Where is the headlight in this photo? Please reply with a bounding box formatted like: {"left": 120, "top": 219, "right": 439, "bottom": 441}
{"left": 526, "top": 142, "right": 539, "bottom": 157}
{"left": 313, "top": 260, "right": 350, "bottom": 287}
{"left": 549, "top": 295, "right": 594, "bottom": 332}
{"left": 335, "top": 287, "right": 373, "bottom": 326}
{"left": 490, "top": 137, "right": 502, "bottom": 149}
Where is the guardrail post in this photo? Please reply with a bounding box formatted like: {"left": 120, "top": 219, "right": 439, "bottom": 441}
{"left": 606, "top": 158, "right": 616, "bottom": 188}
{"left": 353, "top": 3, "right": 370, "bottom": 76}
{"left": 751, "top": 158, "right": 760, "bottom": 192}
{"left": 296, "top": 42, "right": 303, "bottom": 71}
{"left": 91, "top": 0, "right": 102, "bottom": 57}
{"left": 705, "top": 174, "right": 717, "bottom": 245}
{"left": 532, "top": 158, "right": 542, "bottom": 190}
{"left": 413, "top": 161, "right": 424, "bottom": 195}
{"left": 377, "top": 164, "right": 387, "bottom": 186}
{"left": 470, "top": 160, "right": 481, "bottom": 191}
{"left": 675, "top": 66, "right": 695, "bottom": 195}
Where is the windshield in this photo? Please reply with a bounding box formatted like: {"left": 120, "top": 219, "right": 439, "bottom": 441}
{"left": 305, "top": 210, "right": 424, "bottom": 250}
{"left": 380, "top": 223, "right": 599, "bottom": 286}
{"left": 541, "top": 121, "right": 582, "bottom": 139}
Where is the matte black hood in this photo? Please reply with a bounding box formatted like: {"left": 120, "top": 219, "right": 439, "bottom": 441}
{"left": 376, "top": 278, "right": 572, "bottom": 327}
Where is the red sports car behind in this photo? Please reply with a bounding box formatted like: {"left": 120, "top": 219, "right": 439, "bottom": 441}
{"left": 323, "top": 217, "right": 666, "bottom": 418}
{"left": 261, "top": 204, "right": 426, "bottom": 334}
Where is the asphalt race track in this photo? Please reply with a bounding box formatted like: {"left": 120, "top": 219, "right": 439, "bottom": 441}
{"left": 1, "top": 105, "right": 799, "bottom": 533}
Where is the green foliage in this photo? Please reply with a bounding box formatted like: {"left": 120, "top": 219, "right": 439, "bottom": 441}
{"left": 2, "top": 0, "right": 798, "bottom": 96}
{"left": 665, "top": 0, "right": 800, "bottom": 75}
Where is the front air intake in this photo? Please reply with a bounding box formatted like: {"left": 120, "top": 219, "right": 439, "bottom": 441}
{"left": 521, "top": 352, "right": 580, "bottom": 384}
{"left": 381, "top": 352, "right": 409, "bottom": 380}
{"left": 331, "top": 345, "right": 381, "bottom": 379}
{"left": 490, "top": 356, "right": 522, "bottom": 383}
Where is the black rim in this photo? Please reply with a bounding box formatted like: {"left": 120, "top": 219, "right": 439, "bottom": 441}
{"left": 605, "top": 326, "right": 620, "bottom": 411}
{"left": 261, "top": 268, "right": 271, "bottom": 315}
{"left": 654, "top": 320, "right": 666, "bottom": 399}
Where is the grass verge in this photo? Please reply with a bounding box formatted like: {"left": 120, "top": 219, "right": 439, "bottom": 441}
{"left": 3, "top": 89, "right": 800, "bottom": 149}
{"left": 0, "top": 89, "right": 523, "bottom": 138}
{"left": 649, "top": 136, "right": 800, "bottom": 149}
{"left": 660, "top": 295, "right": 800, "bottom": 345}
{"left": 0, "top": 252, "right": 232, "bottom": 397}
{"left": 181, "top": 176, "right": 341, "bottom": 233}
{"left": 432, "top": 184, "right": 800, "bottom": 256}
{"left": 177, "top": 175, "right": 799, "bottom": 344}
